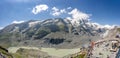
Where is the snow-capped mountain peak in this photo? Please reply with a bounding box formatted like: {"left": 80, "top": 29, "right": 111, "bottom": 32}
{"left": 68, "top": 8, "right": 90, "bottom": 27}
{"left": 0, "top": 18, "right": 117, "bottom": 39}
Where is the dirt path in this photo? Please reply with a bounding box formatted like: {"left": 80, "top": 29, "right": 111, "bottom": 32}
{"left": 92, "top": 40, "right": 119, "bottom": 58}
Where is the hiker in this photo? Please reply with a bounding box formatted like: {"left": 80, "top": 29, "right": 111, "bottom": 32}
{"left": 91, "top": 41, "right": 95, "bottom": 49}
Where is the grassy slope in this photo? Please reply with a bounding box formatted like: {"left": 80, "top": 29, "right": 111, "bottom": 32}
{"left": 0, "top": 46, "right": 13, "bottom": 58}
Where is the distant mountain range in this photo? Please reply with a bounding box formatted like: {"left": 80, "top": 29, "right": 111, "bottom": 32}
{"left": 0, "top": 18, "right": 116, "bottom": 48}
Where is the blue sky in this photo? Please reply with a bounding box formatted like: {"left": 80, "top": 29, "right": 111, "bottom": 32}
{"left": 0, "top": 0, "right": 120, "bottom": 29}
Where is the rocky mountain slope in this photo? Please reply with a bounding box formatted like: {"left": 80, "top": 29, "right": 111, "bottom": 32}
{"left": 0, "top": 18, "right": 115, "bottom": 48}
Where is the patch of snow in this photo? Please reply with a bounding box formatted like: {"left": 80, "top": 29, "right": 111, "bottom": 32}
{"left": 42, "top": 20, "right": 53, "bottom": 24}
{"left": 13, "top": 26, "right": 19, "bottom": 32}
{"left": 12, "top": 20, "right": 24, "bottom": 24}
{"left": 64, "top": 19, "right": 71, "bottom": 24}
{"left": 29, "top": 21, "right": 41, "bottom": 27}
{"left": 90, "top": 23, "right": 115, "bottom": 30}
{"left": 103, "top": 25, "right": 115, "bottom": 29}
{"left": 101, "top": 30, "right": 109, "bottom": 38}
{"left": 54, "top": 19, "right": 59, "bottom": 22}
{"left": 68, "top": 8, "right": 90, "bottom": 27}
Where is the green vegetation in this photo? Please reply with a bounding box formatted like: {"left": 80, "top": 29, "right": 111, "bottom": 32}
{"left": 12, "top": 53, "right": 22, "bottom": 58}
{"left": 46, "top": 25, "right": 60, "bottom": 32}
{"left": 36, "top": 30, "right": 50, "bottom": 35}
{"left": 27, "top": 30, "right": 34, "bottom": 37}
{"left": 73, "top": 54, "right": 86, "bottom": 58}
{"left": 35, "top": 29, "right": 50, "bottom": 39}
{"left": 58, "top": 25, "right": 65, "bottom": 31}
{"left": 0, "top": 43, "right": 11, "bottom": 49}
{"left": 14, "top": 48, "right": 51, "bottom": 58}
{"left": 0, "top": 33, "right": 12, "bottom": 39}
{"left": 58, "top": 24, "right": 68, "bottom": 32}
{"left": 0, "top": 33, "right": 12, "bottom": 48}
{"left": 0, "top": 46, "right": 13, "bottom": 58}
{"left": 14, "top": 33, "right": 21, "bottom": 37}
{"left": 37, "top": 30, "right": 49, "bottom": 35}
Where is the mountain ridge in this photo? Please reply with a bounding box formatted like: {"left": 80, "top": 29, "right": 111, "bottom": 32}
{"left": 0, "top": 18, "right": 116, "bottom": 48}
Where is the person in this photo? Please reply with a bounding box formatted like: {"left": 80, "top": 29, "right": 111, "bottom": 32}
{"left": 90, "top": 41, "right": 95, "bottom": 50}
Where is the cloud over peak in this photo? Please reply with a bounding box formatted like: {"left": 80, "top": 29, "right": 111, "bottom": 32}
{"left": 50, "top": 7, "right": 66, "bottom": 16}
{"left": 32, "top": 4, "right": 48, "bottom": 14}
{"left": 68, "top": 8, "right": 90, "bottom": 20}
{"left": 31, "top": 4, "right": 90, "bottom": 20}
{"left": 52, "top": 7, "right": 59, "bottom": 12}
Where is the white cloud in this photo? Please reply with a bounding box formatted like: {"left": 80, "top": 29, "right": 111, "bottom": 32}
{"left": 12, "top": 20, "right": 25, "bottom": 24}
{"left": 51, "top": 7, "right": 66, "bottom": 16}
{"left": 0, "top": 27, "right": 4, "bottom": 30}
{"left": 60, "top": 9, "right": 66, "bottom": 13}
{"left": 32, "top": 4, "right": 49, "bottom": 14}
{"left": 67, "top": 7, "right": 72, "bottom": 9}
{"left": 52, "top": 7, "right": 59, "bottom": 12}
{"left": 104, "top": 25, "right": 115, "bottom": 29}
{"left": 67, "top": 8, "right": 91, "bottom": 27}
{"left": 68, "top": 8, "right": 90, "bottom": 20}
{"left": 66, "top": 17, "right": 72, "bottom": 20}
{"left": 91, "top": 23, "right": 115, "bottom": 30}
{"left": 104, "top": 25, "right": 111, "bottom": 28}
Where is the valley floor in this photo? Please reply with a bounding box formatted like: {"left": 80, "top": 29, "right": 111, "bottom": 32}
{"left": 7, "top": 39, "right": 120, "bottom": 58}
{"left": 8, "top": 46, "right": 80, "bottom": 57}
